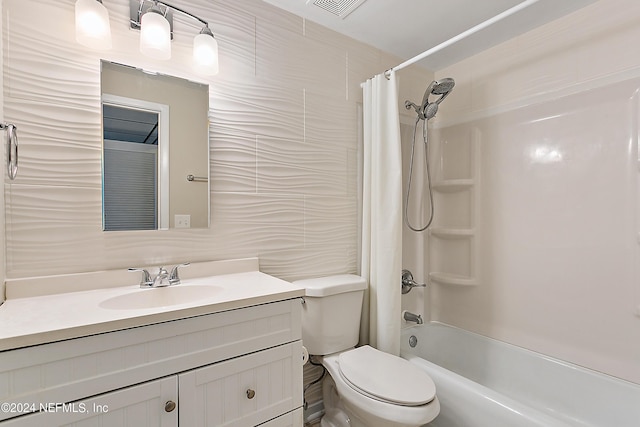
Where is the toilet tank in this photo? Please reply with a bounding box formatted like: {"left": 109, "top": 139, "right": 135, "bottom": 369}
{"left": 293, "top": 274, "right": 367, "bottom": 356}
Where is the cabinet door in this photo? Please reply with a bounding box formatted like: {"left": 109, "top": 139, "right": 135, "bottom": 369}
{"left": 1, "top": 377, "right": 177, "bottom": 427}
{"left": 179, "top": 342, "right": 303, "bottom": 427}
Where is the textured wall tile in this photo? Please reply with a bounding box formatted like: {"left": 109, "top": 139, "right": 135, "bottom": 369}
{"left": 299, "top": 24, "right": 348, "bottom": 99}
{"left": 4, "top": 0, "right": 97, "bottom": 108}
{"left": 209, "top": 192, "right": 305, "bottom": 252}
{"left": 210, "top": 79, "right": 304, "bottom": 141}
{"left": 257, "top": 136, "right": 348, "bottom": 196}
{"left": 347, "top": 45, "right": 384, "bottom": 102}
{"left": 4, "top": 98, "right": 101, "bottom": 187}
{"left": 305, "top": 89, "right": 358, "bottom": 150}
{"left": 3, "top": 0, "right": 428, "bottom": 281}
{"left": 255, "top": 7, "right": 306, "bottom": 89}
{"left": 304, "top": 196, "right": 357, "bottom": 247}
{"left": 4, "top": 184, "right": 103, "bottom": 276}
{"left": 258, "top": 245, "right": 357, "bottom": 282}
{"left": 210, "top": 127, "right": 257, "bottom": 193}
{"left": 180, "top": 0, "right": 257, "bottom": 83}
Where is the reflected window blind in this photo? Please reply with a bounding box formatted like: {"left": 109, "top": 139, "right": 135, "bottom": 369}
{"left": 103, "top": 143, "right": 157, "bottom": 230}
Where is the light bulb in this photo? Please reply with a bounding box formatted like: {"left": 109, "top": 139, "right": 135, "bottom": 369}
{"left": 75, "top": 0, "right": 112, "bottom": 50}
{"left": 140, "top": 8, "right": 171, "bottom": 60}
{"left": 193, "top": 31, "right": 219, "bottom": 76}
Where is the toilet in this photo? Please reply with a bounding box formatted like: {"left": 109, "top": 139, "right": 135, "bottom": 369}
{"left": 295, "top": 275, "right": 440, "bottom": 427}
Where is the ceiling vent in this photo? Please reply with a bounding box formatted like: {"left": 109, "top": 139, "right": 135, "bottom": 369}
{"left": 308, "top": 0, "right": 367, "bottom": 19}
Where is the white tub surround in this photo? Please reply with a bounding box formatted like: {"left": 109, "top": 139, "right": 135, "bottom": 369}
{"left": 430, "top": 0, "right": 640, "bottom": 386}
{"left": 0, "top": 257, "right": 304, "bottom": 350}
{"left": 401, "top": 323, "right": 640, "bottom": 427}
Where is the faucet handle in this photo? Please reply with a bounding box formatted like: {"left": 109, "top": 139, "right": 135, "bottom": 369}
{"left": 169, "top": 262, "right": 191, "bottom": 285}
{"left": 401, "top": 269, "right": 427, "bottom": 294}
{"left": 128, "top": 268, "right": 153, "bottom": 288}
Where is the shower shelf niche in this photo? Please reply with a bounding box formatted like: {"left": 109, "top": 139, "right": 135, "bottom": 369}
{"left": 431, "top": 179, "right": 474, "bottom": 193}
{"left": 429, "top": 272, "right": 478, "bottom": 286}
{"left": 429, "top": 228, "right": 475, "bottom": 239}
{"left": 428, "top": 127, "right": 480, "bottom": 287}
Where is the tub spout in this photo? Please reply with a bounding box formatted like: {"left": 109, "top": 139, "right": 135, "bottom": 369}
{"left": 403, "top": 310, "right": 424, "bottom": 324}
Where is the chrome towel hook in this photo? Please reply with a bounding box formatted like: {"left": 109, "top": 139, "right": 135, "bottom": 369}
{"left": 1, "top": 123, "right": 18, "bottom": 180}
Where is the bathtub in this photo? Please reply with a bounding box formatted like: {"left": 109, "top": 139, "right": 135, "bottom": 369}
{"left": 400, "top": 322, "right": 640, "bottom": 427}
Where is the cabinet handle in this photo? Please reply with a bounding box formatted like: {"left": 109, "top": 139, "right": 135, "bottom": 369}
{"left": 165, "top": 400, "right": 177, "bottom": 412}
{"left": 246, "top": 389, "right": 256, "bottom": 399}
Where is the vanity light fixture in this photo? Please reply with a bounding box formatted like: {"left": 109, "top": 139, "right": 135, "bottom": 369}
{"left": 138, "top": 2, "right": 172, "bottom": 60}
{"left": 75, "top": 0, "right": 113, "bottom": 50}
{"left": 131, "top": 0, "right": 219, "bottom": 75}
{"left": 74, "top": 0, "right": 219, "bottom": 75}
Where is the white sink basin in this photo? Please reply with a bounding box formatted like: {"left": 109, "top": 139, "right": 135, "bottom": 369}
{"left": 99, "top": 285, "right": 222, "bottom": 310}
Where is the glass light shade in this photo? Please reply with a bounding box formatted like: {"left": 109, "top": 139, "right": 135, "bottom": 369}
{"left": 139, "top": 10, "right": 171, "bottom": 60}
{"left": 75, "top": 0, "right": 112, "bottom": 50}
{"left": 193, "top": 33, "right": 219, "bottom": 76}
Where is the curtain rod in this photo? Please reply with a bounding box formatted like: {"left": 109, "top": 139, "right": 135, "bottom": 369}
{"left": 383, "top": 0, "right": 541, "bottom": 77}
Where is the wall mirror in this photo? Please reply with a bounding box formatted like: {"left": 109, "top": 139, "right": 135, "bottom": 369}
{"left": 101, "top": 61, "right": 210, "bottom": 231}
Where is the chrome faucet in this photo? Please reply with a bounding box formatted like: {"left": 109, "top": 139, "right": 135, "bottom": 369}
{"left": 153, "top": 267, "right": 170, "bottom": 287}
{"left": 169, "top": 262, "right": 190, "bottom": 285}
{"left": 403, "top": 310, "right": 424, "bottom": 324}
{"left": 129, "top": 263, "right": 190, "bottom": 288}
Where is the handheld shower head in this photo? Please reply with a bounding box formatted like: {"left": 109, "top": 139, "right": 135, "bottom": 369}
{"left": 430, "top": 78, "right": 455, "bottom": 108}
{"left": 404, "top": 78, "right": 455, "bottom": 232}
{"left": 407, "top": 77, "right": 455, "bottom": 121}
{"left": 421, "top": 80, "right": 437, "bottom": 107}
{"left": 424, "top": 102, "right": 439, "bottom": 120}
{"left": 431, "top": 78, "right": 455, "bottom": 95}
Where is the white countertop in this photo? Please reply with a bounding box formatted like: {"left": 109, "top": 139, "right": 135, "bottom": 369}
{"left": 0, "top": 266, "right": 304, "bottom": 352}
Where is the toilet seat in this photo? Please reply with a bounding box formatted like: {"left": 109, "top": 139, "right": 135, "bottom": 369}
{"left": 337, "top": 346, "right": 436, "bottom": 406}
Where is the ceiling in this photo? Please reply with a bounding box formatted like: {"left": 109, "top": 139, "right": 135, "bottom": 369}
{"left": 262, "top": 0, "right": 597, "bottom": 71}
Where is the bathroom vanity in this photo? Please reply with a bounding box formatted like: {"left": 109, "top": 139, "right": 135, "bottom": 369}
{"left": 0, "top": 258, "right": 304, "bottom": 426}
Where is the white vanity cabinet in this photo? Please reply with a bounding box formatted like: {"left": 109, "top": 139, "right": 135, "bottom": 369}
{"left": 0, "top": 298, "right": 303, "bottom": 426}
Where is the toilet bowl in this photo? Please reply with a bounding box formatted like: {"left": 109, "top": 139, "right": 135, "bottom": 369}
{"left": 320, "top": 346, "right": 439, "bottom": 427}
{"left": 294, "top": 274, "right": 441, "bottom": 427}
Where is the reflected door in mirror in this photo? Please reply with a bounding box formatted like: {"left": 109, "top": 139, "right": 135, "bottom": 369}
{"left": 103, "top": 105, "right": 160, "bottom": 230}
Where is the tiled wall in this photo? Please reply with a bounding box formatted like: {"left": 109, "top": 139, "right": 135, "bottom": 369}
{"left": 2, "top": 0, "right": 429, "bottom": 282}
{"left": 0, "top": 0, "right": 4, "bottom": 302}
{"left": 432, "top": 0, "right": 640, "bottom": 384}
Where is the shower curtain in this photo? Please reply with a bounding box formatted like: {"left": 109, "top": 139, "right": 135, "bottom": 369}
{"left": 360, "top": 71, "right": 403, "bottom": 356}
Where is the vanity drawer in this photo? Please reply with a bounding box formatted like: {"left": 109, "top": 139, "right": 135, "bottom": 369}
{"left": 0, "top": 299, "right": 301, "bottom": 422}
{"left": 178, "top": 341, "right": 303, "bottom": 427}
{"left": 0, "top": 376, "right": 178, "bottom": 427}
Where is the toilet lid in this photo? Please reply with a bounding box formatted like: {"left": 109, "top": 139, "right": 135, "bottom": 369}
{"left": 337, "top": 346, "right": 436, "bottom": 406}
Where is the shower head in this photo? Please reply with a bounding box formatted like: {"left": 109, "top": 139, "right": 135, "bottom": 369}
{"left": 431, "top": 78, "right": 455, "bottom": 95}
{"left": 424, "top": 102, "right": 439, "bottom": 120}
{"left": 421, "top": 78, "right": 455, "bottom": 108}
{"left": 407, "top": 77, "right": 455, "bottom": 120}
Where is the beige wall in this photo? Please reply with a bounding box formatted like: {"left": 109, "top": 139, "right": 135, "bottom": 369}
{"left": 431, "top": 0, "right": 640, "bottom": 384}
{"left": 1, "top": 0, "right": 428, "bottom": 283}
